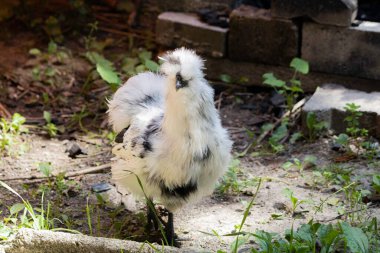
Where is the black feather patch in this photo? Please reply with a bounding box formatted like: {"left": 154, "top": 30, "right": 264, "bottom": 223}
{"left": 176, "top": 73, "right": 189, "bottom": 89}
{"left": 139, "top": 114, "right": 163, "bottom": 157}
{"left": 115, "top": 127, "right": 129, "bottom": 143}
{"left": 160, "top": 180, "right": 198, "bottom": 199}
{"left": 193, "top": 146, "right": 212, "bottom": 162}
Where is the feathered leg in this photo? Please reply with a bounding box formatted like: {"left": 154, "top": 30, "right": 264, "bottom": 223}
{"left": 146, "top": 198, "right": 159, "bottom": 231}
{"left": 165, "top": 211, "right": 175, "bottom": 246}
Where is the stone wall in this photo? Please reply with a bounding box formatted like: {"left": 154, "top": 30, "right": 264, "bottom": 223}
{"left": 156, "top": 0, "right": 380, "bottom": 92}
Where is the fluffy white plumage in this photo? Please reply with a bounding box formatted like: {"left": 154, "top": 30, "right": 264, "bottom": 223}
{"left": 108, "top": 48, "right": 232, "bottom": 212}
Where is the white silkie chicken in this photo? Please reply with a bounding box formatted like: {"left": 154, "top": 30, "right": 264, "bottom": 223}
{"left": 108, "top": 48, "right": 232, "bottom": 245}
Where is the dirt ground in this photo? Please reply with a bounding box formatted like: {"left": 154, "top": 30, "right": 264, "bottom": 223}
{"left": 0, "top": 2, "right": 380, "bottom": 252}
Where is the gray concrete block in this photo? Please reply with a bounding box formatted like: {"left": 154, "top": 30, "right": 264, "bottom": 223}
{"left": 272, "top": 0, "right": 358, "bottom": 27}
{"left": 228, "top": 5, "right": 298, "bottom": 66}
{"left": 302, "top": 21, "right": 380, "bottom": 80}
{"left": 302, "top": 84, "right": 380, "bottom": 138}
{"left": 156, "top": 12, "right": 228, "bottom": 58}
{"left": 157, "top": 0, "right": 233, "bottom": 12}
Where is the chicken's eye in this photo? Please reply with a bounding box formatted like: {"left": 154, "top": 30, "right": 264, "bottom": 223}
{"left": 176, "top": 73, "right": 189, "bottom": 90}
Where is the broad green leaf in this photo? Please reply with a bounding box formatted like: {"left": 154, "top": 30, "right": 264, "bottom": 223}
{"left": 271, "top": 122, "right": 288, "bottom": 142}
{"left": 317, "top": 224, "right": 340, "bottom": 253}
{"left": 373, "top": 175, "right": 380, "bottom": 193}
{"left": 138, "top": 50, "right": 152, "bottom": 61}
{"left": 144, "top": 59, "right": 159, "bottom": 72}
{"left": 290, "top": 132, "right": 303, "bottom": 144}
{"left": 48, "top": 41, "right": 58, "bottom": 54}
{"left": 29, "top": 48, "right": 41, "bottom": 56}
{"left": 0, "top": 222, "right": 12, "bottom": 240}
{"left": 288, "top": 85, "right": 304, "bottom": 93}
{"left": 336, "top": 133, "right": 349, "bottom": 145}
{"left": 263, "top": 73, "right": 286, "bottom": 88}
{"left": 303, "top": 155, "right": 317, "bottom": 167}
{"left": 38, "top": 162, "right": 53, "bottom": 177}
{"left": 282, "top": 161, "right": 294, "bottom": 170}
{"left": 43, "top": 111, "right": 52, "bottom": 123}
{"left": 45, "top": 67, "right": 56, "bottom": 77}
{"left": 290, "top": 58, "right": 309, "bottom": 74}
{"left": 282, "top": 188, "right": 294, "bottom": 199}
{"left": 340, "top": 222, "right": 369, "bottom": 253}
{"left": 96, "top": 63, "right": 121, "bottom": 85}
{"left": 135, "top": 64, "right": 146, "bottom": 73}
{"left": 85, "top": 51, "right": 113, "bottom": 68}
{"left": 220, "top": 74, "right": 232, "bottom": 83}
{"left": 10, "top": 203, "right": 25, "bottom": 215}
{"left": 294, "top": 224, "right": 313, "bottom": 245}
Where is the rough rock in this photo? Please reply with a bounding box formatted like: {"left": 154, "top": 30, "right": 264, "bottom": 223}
{"left": 157, "top": 0, "right": 233, "bottom": 12}
{"left": 302, "top": 84, "right": 380, "bottom": 138}
{"left": 228, "top": 5, "right": 298, "bottom": 66}
{"left": 272, "top": 0, "right": 358, "bottom": 27}
{"left": 302, "top": 21, "right": 380, "bottom": 80}
{"left": 156, "top": 12, "right": 228, "bottom": 58}
{"left": 0, "top": 228, "right": 180, "bottom": 253}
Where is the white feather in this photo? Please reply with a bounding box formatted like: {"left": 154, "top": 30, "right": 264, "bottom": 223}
{"left": 108, "top": 48, "right": 232, "bottom": 212}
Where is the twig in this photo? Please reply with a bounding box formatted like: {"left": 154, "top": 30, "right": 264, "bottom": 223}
{"left": 319, "top": 208, "right": 368, "bottom": 222}
{"left": 215, "top": 91, "right": 225, "bottom": 111}
{"left": 98, "top": 26, "right": 155, "bottom": 41}
{"left": 0, "top": 102, "right": 11, "bottom": 118}
{"left": 238, "top": 98, "right": 306, "bottom": 156}
{"left": 0, "top": 163, "right": 111, "bottom": 182}
{"left": 257, "top": 98, "right": 306, "bottom": 144}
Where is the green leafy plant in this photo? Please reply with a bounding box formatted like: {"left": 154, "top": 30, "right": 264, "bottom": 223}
{"left": 336, "top": 103, "right": 373, "bottom": 157}
{"left": 282, "top": 188, "right": 311, "bottom": 216}
{"left": 85, "top": 51, "right": 121, "bottom": 89}
{"left": 306, "top": 112, "right": 327, "bottom": 141}
{"left": 217, "top": 159, "right": 260, "bottom": 194}
{"left": 0, "top": 113, "right": 27, "bottom": 155}
{"left": 0, "top": 181, "right": 79, "bottom": 241}
{"left": 263, "top": 58, "right": 309, "bottom": 113}
{"left": 344, "top": 103, "right": 368, "bottom": 138}
{"left": 43, "top": 111, "right": 58, "bottom": 137}
{"left": 283, "top": 155, "right": 317, "bottom": 174}
{"left": 121, "top": 49, "right": 160, "bottom": 77}
{"left": 372, "top": 175, "right": 380, "bottom": 193}
{"left": 268, "top": 120, "right": 288, "bottom": 153}
{"left": 250, "top": 220, "right": 371, "bottom": 253}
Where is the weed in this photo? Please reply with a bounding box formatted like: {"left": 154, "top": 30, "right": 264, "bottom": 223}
{"left": 263, "top": 58, "right": 308, "bottom": 113}
{"left": 344, "top": 103, "right": 368, "bottom": 138}
{"left": 282, "top": 188, "right": 311, "bottom": 216}
{"left": 268, "top": 120, "right": 288, "bottom": 153}
{"left": 306, "top": 112, "right": 327, "bottom": 141}
{"left": 122, "top": 49, "right": 159, "bottom": 77}
{"left": 85, "top": 51, "right": 121, "bottom": 90}
{"left": 283, "top": 155, "right": 317, "bottom": 175}
{"left": 0, "top": 113, "right": 28, "bottom": 156}
{"left": 335, "top": 103, "right": 375, "bottom": 157}
{"left": 0, "top": 181, "right": 78, "bottom": 240}
{"left": 43, "top": 111, "right": 58, "bottom": 137}
{"left": 29, "top": 41, "right": 69, "bottom": 90}
{"left": 372, "top": 174, "right": 380, "bottom": 193}
{"left": 217, "top": 159, "right": 260, "bottom": 195}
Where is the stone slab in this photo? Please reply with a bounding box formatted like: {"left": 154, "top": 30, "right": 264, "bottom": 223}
{"left": 0, "top": 228, "right": 181, "bottom": 253}
{"left": 157, "top": 0, "right": 233, "bottom": 12}
{"left": 228, "top": 5, "right": 298, "bottom": 66}
{"left": 156, "top": 12, "right": 228, "bottom": 58}
{"left": 272, "top": 0, "right": 358, "bottom": 27}
{"left": 302, "top": 21, "right": 380, "bottom": 81}
{"left": 204, "top": 57, "right": 380, "bottom": 93}
{"left": 302, "top": 84, "right": 380, "bottom": 138}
